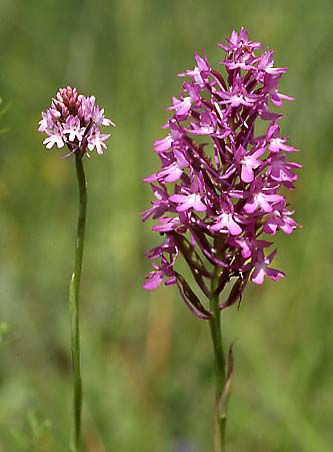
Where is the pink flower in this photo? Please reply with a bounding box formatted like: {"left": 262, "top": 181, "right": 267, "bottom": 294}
{"left": 244, "top": 184, "right": 284, "bottom": 214}
{"left": 237, "top": 146, "right": 266, "bottom": 183}
{"left": 169, "top": 193, "right": 206, "bottom": 212}
{"left": 263, "top": 204, "right": 299, "bottom": 235}
{"left": 218, "top": 75, "right": 257, "bottom": 108}
{"left": 169, "top": 96, "right": 192, "bottom": 118}
{"left": 251, "top": 250, "right": 285, "bottom": 285}
{"left": 210, "top": 212, "right": 242, "bottom": 236}
{"left": 87, "top": 127, "right": 110, "bottom": 155}
{"left": 267, "top": 123, "right": 298, "bottom": 153}
{"left": 39, "top": 86, "right": 114, "bottom": 157}
{"left": 142, "top": 29, "right": 300, "bottom": 317}
{"left": 43, "top": 125, "right": 65, "bottom": 149}
{"left": 143, "top": 237, "right": 178, "bottom": 290}
{"left": 268, "top": 155, "right": 301, "bottom": 187}
{"left": 154, "top": 135, "right": 173, "bottom": 153}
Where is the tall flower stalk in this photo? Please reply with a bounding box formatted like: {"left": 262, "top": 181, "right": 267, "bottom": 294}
{"left": 39, "top": 87, "right": 114, "bottom": 451}
{"left": 69, "top": 152, "right": 86, "bottom": 450}
{"left": 142, "top": 29, "right": 300, "bottom": 450}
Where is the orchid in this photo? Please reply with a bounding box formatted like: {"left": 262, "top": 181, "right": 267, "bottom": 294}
{"left": 142, "top": 28, "right": 300, "bottom": 313}
{"left": 38, "top": 86, "right": 114, "bottom": 157}
{"left": 142, "top": 28, "right": 300, "bottom": 450}
{"left": 39, "top": 86, "right": 114, "bottom": 452}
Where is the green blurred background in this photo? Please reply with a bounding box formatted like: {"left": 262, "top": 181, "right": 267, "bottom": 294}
{"left": 0, "top": 0, "right": 332, "bottom": 450}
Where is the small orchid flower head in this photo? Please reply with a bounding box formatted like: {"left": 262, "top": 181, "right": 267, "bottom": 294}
{"left": 38, "top": 86, "right": 115, "bottom": 158}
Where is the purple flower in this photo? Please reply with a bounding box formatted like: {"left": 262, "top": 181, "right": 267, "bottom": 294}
{"left": 251, "top": 249, "right": 285, "bottom": 285}
{"left": 142, "top": 29, "right": 300, "bottom": 318}
{"left": 263, "top": 203, "right": 299, "bottom": 235}
{"left": 267, "top": 154, "right": 301, "bottom": 187}
{"left": 143, "top": 237, "right": 178, "bottom": 290}
{"left": 141, "top": 184, "right": 170, "bottom": 222}
{"left": 38, "top": 86, "right": 115, "bottom": 157}
{"left": 243, "top": 182, "right": 284, "bottom": 214}
{"left": 266, "top": 122, "right": 298, "bottom": 153}
{"left": 235, "top": 145, "right": 266, "bottom": 183}
{"left": 210, "top": 212, "right": 242, "bottom": 236}
{"left": 170, "top": 192, "right": 207, "bottom": 212}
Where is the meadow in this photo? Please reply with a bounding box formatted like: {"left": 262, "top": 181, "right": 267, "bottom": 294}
{"left": 0, "top": 0, "right": 332, "bottom": 450}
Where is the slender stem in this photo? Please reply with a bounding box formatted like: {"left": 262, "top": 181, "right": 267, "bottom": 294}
{"left": 69, "top": 153, "right": 87, "bottom": 452}
{"left": 209, "top": 270, "right": 227, "bottom": 452}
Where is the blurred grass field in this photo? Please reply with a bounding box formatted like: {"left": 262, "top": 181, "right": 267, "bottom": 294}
{"left": 0, "top": 0, "right": 332, "bottom": 450}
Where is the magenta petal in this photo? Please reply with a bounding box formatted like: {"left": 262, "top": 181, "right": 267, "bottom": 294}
{"left": 241, "top": 165, "right": 254, "bottom": 183}
{"left": 169, "top": 194, "right": 187, "bottom": 203}
{"left": 193, "top": 199, "right": 207, "bottom": 212}
{"left": 251, "top": 267, "right": 265, "bottom": 285}
{"left": 265, "top": 267, "right": 285, "bottom": 281}
{"left": 143, "top": 271, "right": 163, "bottom": 290}
{"left": 241, "top": 243, "right": 252, "bottom": 258}
{"left": 154, "top": 136, "right": 172, "bottom": 152}
{"left": 244, "top": 198, "right": 257, "bottom": 214}
{"left": 227, "top": 218, "right": 242, "bottom": 236}
{"left": 268, "top": 142, "right": 280, "bottom": 153}
{"left": 210, "top": 222, "right": 223, "bottom": 232}
{"left": 166, "top": 172, "right": 183, "bottom": 183}
{"left": 258, "top": 196, "right": 273, "bottom": 212}
{"left": 280, "top": 221, "right": 296, "bottom": 234}
{"left": 176, "top": 201, "right": 192, "bottom": 212}
{"left": 263, "top": 221, "right": 278, "bottom": 235}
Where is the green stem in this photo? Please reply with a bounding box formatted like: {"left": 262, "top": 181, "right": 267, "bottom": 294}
{"left": 69, "top": 153, "right": 87, "bottom": 452}
{"left": 209, "top": 271, "right": 227, "bottom": 452}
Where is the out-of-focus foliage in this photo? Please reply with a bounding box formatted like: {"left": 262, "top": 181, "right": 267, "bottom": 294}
{"left": 0, "top": 0, "right": 332, "bottom": 451}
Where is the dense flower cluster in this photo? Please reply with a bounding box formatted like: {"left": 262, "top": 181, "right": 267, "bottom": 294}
{"left": 142, "top": 29, "right": 300, "bottom": 318}
{"left": 38, "top": 86, "right": 114, "bottom": 157}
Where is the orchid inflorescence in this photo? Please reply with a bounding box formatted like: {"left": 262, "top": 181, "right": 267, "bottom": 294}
{"left": 38, "top": 85, "right": 115, "bottom": 451}
{"left": 142, "top": 28, "right": 300, "bottom": 319}
{"left": 39, "top": 86, "right": 114, "bottom": 157}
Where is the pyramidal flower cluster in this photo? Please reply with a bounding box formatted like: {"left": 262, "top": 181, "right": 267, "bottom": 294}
{"left": 38, "top": 86, "right": 114, "bottom": 157}
{"left": 142, "top": 29, "right": 300, "bottom": 318}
